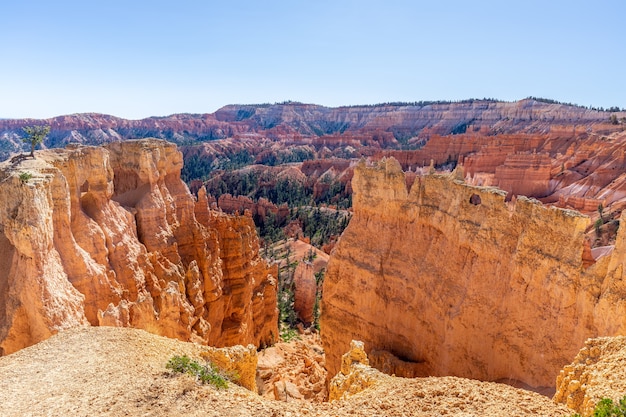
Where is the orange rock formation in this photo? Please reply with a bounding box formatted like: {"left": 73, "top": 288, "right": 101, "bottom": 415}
{"left": 382, "top": 130, "right": 626, "bottom": 218}
{"left": 321, "top": 157, "right": 626, "bottom": 390}
{"left": 257, "top": 333, "right": 327, "bottom": 402}
{"left": 0, "top": 140, "right": 278, "bottom": 355}
{"left": 217, "top": 194, "right": 289, "bottom": 223}
{"left": 494, "top": 152, "right": 553, "bottom": 197}
{"left": 327, "top": 339, "right": 572, "bottom": 416}
{"left": 293, "top": 262, "right": 317, "bottom": 325}
{"left": 554, "top": 335, "right": 626, "bottom": 416}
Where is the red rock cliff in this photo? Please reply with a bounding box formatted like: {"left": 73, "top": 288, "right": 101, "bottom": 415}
{"left": 321, "top": 157, "right": 626, "bottom": 389}
{"left": 1, "top": 99, "right": 621, "bottom": 163}
{"left": 0, "top": 140, "right": 278, "bottom": 355}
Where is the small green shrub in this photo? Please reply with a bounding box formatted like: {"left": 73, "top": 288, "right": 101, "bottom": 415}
{"left": 571, "top": 396, "right": 626, "bottom": 417}
{"left": 593, "top": 397, "right": 626, "bottom": 417}
{"left": 166, "top": 355, "right": 228, "bottom": 389}
{"left": 595, "top": 218, "right": 604, "bottom": 236}
{"left": 278, "top": 287, "right": 298, "bottom": 328}
{"left": 279, "top": 325, "right": 300, "bottom": 342}
{"left": 19, "top": 172, "right": 32, "bottom": 183}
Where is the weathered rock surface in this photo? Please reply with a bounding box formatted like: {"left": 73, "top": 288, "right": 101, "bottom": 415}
{"left": 0, "top": 326, "right": 576, "bottom": 416}
{"left": 554, "top": 336, "right": 626, "bottom": 416}
{"left": 329, "top": 340, "right": 380, "bottom": 401}
{"left": 272, "top": 238, "right": 328, "bottom": 325}
{"left": 380, "top": 129, "right": 626, "bottom": 220}
{"left": 200, "top": 343, "right": 258, "bottom": 392}
{"left": 6, "top": 100, "right": 625, "bottom": 227}
{"left": 256, "top": 332, "right": 327, "bottom": 402}
{"left": 328, "top": 340, "right": 572, "bottom": 415}
{"left": 0, "top": 140, "right": 277, "bottom": 355}
{"left": 293, "top": 261, "right": 318, "bottom": 325}
{"left": 217, "top": 194, "right": 289, "bottom": 223}
{"left": 321, "top": 157, "right": 626, "bottom": 390}
{"left": 494, "top": 152, "right": 553, "bottom": 197}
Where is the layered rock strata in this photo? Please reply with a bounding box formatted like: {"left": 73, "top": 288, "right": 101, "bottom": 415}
{"left": 321, "top": 157, "right": 626, "bottom": 389}
{"left": 2, "top": 99, "right": 621, "bottom": 163}
{"left": 0, "top": 140, "right": 278, "bottom": 355}
{"left": 383, "top": 131, "right": 626, "bottom": 216}
{"left": 217, "top": 194, "right": 289, "bottom": 223}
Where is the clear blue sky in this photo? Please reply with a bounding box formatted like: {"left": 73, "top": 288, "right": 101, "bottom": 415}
{"left": 1, "top": 0, "right": 624, "bottom": 119}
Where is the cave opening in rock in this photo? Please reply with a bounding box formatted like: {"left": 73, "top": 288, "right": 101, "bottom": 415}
{"left": 80, "top": 180, "right": 89, "bottom": 193}
{"left": 469, "top": 193, "right": 481, "bottom": 205}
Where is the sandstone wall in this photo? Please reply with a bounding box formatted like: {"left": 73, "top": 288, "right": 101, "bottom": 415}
{"left": 321, "top": 157, "right": 626, "bottom": 389}
{"left": 0, "top": 140, "right": 278, "bottom": 355}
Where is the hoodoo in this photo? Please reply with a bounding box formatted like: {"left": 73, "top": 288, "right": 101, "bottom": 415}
{"left": 0, "top": 140, "right": 278, "bottom": 355}
{"left": 321, "top": 157, "right": 626, "bottom": 390}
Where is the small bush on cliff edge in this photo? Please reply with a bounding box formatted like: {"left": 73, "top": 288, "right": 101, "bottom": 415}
{"left": 592, "top": 397, "right": 626, "bottom": 417}
{"left": 571, "top": 396, "right": 626, "bottom": 417}
{"left": 19, "top": 172, "right": 32, "bottom": 183}
{"left": 166, "top": 355, "right": 229, "bottom": 389}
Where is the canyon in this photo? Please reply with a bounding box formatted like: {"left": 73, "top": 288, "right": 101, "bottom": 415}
{"left": 2, "top": 102, "right": 626, "bottom": 415}
{"left": 0, "top": 139, "right": 278, "bottom": 355}
{"left": 321, "top": 157, "right": 626, "bottom": 393}
{"left": 4, "top": 99, "right": 626, "bottom": 226}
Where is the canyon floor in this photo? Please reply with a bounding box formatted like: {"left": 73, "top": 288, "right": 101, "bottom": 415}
{"left": 0, "top": 327, "right": 573, "bottom": 417}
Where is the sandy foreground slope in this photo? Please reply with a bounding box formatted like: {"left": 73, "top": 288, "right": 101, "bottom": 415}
{"left": 0, "top": 327, "right": 572, "bottom": 417}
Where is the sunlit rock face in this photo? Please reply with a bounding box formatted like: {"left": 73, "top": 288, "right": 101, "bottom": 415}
{"left": 554, "top": 335, "right": 626, "bottom": 416}
{"left": 0, "top": 139, "right": 277, "bottom": 355}
{"left": 321, "top": 157, "right": 626, "bottom": 389}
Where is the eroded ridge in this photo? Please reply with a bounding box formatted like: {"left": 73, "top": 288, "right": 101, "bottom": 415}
{"left": 0, "top": 140, "right": 278, "bottom": 355}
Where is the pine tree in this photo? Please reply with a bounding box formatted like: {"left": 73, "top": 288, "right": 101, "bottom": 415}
{"left": 22, "top": 126, "right": 50, "bottom": 158}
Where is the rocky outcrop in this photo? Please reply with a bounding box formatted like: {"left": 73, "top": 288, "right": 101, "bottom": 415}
{"left": 554, "top": 336, "right": 626, "bottom": 416}
{"left": 256, "top": 333, "right": 327, "bottom": 402}
{"left": 0, "top": 325, "right": 578, "bottom": 416}
{"left": 293, "top": 262, "right": 317, "bottom": 325}
{"left": 328, "top": 340, "right": 572, "bottom": 416}
{"left": 383, "top": 133, "right": 563, "bottom": 171}
{"left": 321, "top": 157, "right": 626, "bottom": 390}
{"left": 217, "top": 194, "right": 289, "bottom": 223}
{"left": 199, "top": 344, "right": 258, "bottom": 392}
{"left": 329, "top": 340, "right": 383, "bottom": 401}
{"left": 0, "top": 140, "right": 278, "bottom": 355}
{"left": 6, "top": 101, "right": 625, "bottom": 221}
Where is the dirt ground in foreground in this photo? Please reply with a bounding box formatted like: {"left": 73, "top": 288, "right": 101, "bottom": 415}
{"left": 0, "top": 327, "right": 573, "bottom": 417}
